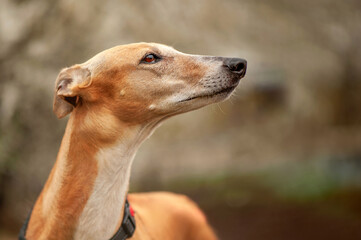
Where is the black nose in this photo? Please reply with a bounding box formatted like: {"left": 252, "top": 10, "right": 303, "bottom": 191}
{"left": 223, "top": 58, "right": 247, "bottom": 76}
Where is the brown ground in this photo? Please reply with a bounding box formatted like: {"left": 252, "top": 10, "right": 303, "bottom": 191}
{"left": 205, "top": 199, "right": 361, "bottom": 240}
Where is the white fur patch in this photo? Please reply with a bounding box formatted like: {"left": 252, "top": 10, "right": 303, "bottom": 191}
{"left": 73, "top": 124, "right": 159, "bottom": 240}
{"left": 74, "top": 140, "right": 134, "bottom": 240}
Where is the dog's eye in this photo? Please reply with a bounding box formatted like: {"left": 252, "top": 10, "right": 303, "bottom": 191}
{"left": 141, "top": 54, "right": 160, "bottom": 64}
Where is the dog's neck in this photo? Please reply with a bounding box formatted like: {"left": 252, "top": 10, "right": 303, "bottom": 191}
{"left": 27, "top": 111, "right": 161, "bottom": 240}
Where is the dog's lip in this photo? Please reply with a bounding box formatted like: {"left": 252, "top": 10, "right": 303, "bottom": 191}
{"left": 179, "top": 85, "right": 237, "bottom": 103}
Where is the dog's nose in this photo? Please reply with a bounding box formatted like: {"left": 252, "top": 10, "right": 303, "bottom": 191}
{"left": 223, "top": 58, "right": 247, "bottom": 77}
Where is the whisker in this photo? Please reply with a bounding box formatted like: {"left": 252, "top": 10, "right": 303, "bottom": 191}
{"left": 217, "top": 103, "right": 226, "bottom": 115}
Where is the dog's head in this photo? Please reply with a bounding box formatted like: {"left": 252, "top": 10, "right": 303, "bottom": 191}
{"left": 53, "top": 43, "right": 246, "bottom": 124}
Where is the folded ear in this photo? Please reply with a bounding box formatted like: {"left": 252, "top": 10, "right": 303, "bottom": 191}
{"left": 53, "top": 66, "right": 91, "bottom": 119}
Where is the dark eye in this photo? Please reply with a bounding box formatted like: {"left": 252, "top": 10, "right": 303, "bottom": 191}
{"left": 141, "top": 54, "right": 160, "bottom": 64}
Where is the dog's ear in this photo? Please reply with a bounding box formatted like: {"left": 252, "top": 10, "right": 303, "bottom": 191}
{"left": 53, "top": 66, "right": 92, "bottom": 119}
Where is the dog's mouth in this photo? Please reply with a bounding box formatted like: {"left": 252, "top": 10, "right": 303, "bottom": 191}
{"left": 179, "top": 86, "right": 237, "bottom": 103}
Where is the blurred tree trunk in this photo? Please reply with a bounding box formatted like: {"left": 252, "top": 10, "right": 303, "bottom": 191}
{"left": 335, "top": 53, "right": 361, "bottom": 125}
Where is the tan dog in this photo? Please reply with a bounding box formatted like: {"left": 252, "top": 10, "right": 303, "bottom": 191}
{"left": 25, "top": 43, "right": 247, "bottom": 240}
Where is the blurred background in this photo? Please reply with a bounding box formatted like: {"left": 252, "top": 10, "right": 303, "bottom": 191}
{"left": 1, "top": 0, "right": 361, "bottom": 239}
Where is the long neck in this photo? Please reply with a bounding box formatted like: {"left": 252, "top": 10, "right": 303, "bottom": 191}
{"left": 26, "top": 114, "right": 159, "bottom": 240}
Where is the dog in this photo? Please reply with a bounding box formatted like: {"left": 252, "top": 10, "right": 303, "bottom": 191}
{"left": 23, "top": 42, "right": 247, "bottom": 240}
